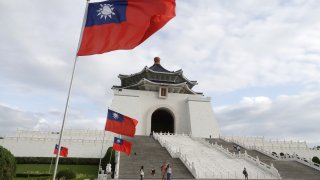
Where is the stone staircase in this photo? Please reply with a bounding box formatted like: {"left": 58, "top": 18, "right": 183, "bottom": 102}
{"left": 207, "top": 138, "right": 320, "bottom": 180}
{"left": 119, "top": 135, "right": 194, "bottom": 179}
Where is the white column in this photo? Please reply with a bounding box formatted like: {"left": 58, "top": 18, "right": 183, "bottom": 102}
{"left": 114, "top": 151, "right": 120, "bottom": 179}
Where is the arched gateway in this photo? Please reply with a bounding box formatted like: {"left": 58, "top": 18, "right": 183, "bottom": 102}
{"left": 110, "top": 57, "right": 220, "bottom": 138}
{"left": 151, "top": 109, "right": 174, "bottom": 133}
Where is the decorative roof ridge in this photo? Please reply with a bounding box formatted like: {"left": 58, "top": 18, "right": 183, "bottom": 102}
{"left": 117, "top": 78, "right": 197, "bottom": 94}
{"left": 118, "top": 66, "right": 183, "bottom": 79}
{"left": 179, "top": 73, "right": 198, "bottom": 86}
{"left": 118, "top": 66, "right": 148, "bottom": 78}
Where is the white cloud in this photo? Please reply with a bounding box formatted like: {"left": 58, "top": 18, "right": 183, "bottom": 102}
{"left": 215, "top": 92, "right": 320, "bottom": 146}
{"left": 0, "top": 103, "right": 106, "bottom": 137}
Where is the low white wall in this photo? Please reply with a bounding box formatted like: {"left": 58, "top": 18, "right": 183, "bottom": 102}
{"left": 0, "top": 130, "right": 114, "bottom": 158}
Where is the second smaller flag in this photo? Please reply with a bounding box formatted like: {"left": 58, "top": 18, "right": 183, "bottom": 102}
{"left": 113, "top": 137, "right": 132, "bottom": 156}
{"left": 53, "top": 144, "right": 68, "bottom": 157}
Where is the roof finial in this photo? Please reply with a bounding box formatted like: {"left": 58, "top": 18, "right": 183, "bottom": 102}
{"left": 154, "top": 57, "right": 160, "bottom": 64}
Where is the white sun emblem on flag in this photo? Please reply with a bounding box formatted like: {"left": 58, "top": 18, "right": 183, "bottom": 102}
{"left": 97, "top": 3, "right": 115, "bottom": 20}
{"left": 117, "top": 139, "right": 121, "bottom": 143}
{"left": 113, "top": 113, "right": 119, "bottom": 119}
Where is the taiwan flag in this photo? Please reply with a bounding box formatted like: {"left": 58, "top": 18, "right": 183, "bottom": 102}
{"left": 105, "top": 109, "right": 138, "bottom": 137}
{"left": 113, "top": 137, "right": 132, "bottom": 155}
{"left": 53, "top": 144, "right": 68, "bottom": 157}
{"left": 77, "top": 0, "right": 176, "bottom": 56}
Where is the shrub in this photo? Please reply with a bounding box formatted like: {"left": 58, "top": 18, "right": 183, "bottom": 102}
{"left": 312, "top": 156, "right": 320, "bottom": 164}
{"left": 56, "top": 169, "right": 76, "bottom": 179}
{"left": 16, "top": 157, "right": 99, "bottom": 165}
{"left": 0, "top": 145, "right": 16, "bottom": 180}
{"left": 272, "top": 152, "right": 277, "bottom": 155}
{"left": 280, "top": 152, "right": 284, "bottom": 156}
{"left": 16, "top": 173, "right": 51, "bottom": 178}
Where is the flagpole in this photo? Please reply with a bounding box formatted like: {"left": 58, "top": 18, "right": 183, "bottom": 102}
{"left": 49, "top": 156, "right": 53, "bottom": 174}
{"left": 98, "top": 130, "right": 107, "bottom": 177}
{"left": 52, "top": 1, "right": 90, "bottom": 180}
{"left": 114, "top": 135, "right": 121, "bottom": 179}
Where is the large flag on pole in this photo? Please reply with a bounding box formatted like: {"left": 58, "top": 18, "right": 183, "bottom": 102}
{"left": 105, "top": 109, "right": 138, "bottom": 137}
{"left": 113, "top": 137, "right": 132, "bottom": 155}
{"left": 77, "top": 0, "right": 176, "bottom": 56}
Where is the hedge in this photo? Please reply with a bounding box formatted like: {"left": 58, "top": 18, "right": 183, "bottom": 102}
{"left": 16, "top": 173, "right": 51, "bottom": 178}
{"left": 16, "top": 157, "right": 99, "bottom": 165}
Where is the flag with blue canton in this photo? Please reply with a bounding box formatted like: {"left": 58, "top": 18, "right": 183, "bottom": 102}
{"left": 77, "top": 0, "right": 176, "bottom": 56}
{"left": 107, "top": 109, "right": 124, "bottom": 122}
{"left": 85, "top": 0, "right": 127, "bottom": 27}
{"left": 105, "top": 109, "right": 138, "bottom": 137}
{"left": 113, "top": 137, "right": 132, "bottom": 155}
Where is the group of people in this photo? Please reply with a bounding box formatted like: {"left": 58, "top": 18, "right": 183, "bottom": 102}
{"left": 139, "top": 162, "right": 248, "bottom": 180}
{"left": 139, "top": 161, "right": 172, "bottom": 180}
{"left": 233, "top": 144, "right": 241, "bottom": 154}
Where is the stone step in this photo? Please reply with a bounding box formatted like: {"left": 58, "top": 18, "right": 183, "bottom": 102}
{"left": 119, "top": 135, "right": 194, "bottom": 179}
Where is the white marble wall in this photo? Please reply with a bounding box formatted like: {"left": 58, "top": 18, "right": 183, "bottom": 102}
{"left": 0, "top": 130, "right": 114, "bottom": 158}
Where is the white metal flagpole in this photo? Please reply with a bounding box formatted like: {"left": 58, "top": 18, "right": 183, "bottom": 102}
{"left": 52, "top": 1, "right": 90, "bottom": 180}
{"left": 48, "top": 156, "right": 54, "bottom": 174}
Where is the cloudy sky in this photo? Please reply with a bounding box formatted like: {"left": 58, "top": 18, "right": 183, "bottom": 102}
{"left": 0, "top": 0, "right": 319, "bottom": 146}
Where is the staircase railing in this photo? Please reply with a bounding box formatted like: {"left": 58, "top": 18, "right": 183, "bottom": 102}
{"left": 278, "top": 154, "right": 320, "bottom": 171}
{"left": 197, "top": 137, "right": 281, "bottom": 179}
{"left": 154, "top": 132, "right": 281, "bottom": 179}
{"left": 193, "top": 136, "right": 240, "bottom": 159}
{"left": 153, "top": 132, "right": 198, "bottom": 178}
{"left": 221, "top": 135, "right": 320, "bottom": 172}
{"left": 243, "top": 150, "right": 281, "bottom": 179}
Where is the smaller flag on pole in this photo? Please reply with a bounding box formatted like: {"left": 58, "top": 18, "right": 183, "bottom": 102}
{"left": 113, "top": 137, "right": 132, "bottom": 156}
{"left": 53, "top": 144, "right": 68, "bottom": 157}
{"left": 105, "top": 109, "right": 138, "bottom": 137}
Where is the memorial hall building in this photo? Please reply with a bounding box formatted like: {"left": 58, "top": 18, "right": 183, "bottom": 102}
{"left": 110, "top": 57, "right": 220, "bottom": 138}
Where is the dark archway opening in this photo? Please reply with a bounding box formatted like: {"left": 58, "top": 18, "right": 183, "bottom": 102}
{"left": 151, "top": 109, "right": 174, "bottom": 133}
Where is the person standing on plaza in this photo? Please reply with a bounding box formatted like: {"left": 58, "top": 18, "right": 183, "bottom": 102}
{"left": 243, "top": 167, "right": 248, "bottom": 180}
{"left": 151, "top": 168, "right": 156, "bottom": 178}
{"left": 237, "top": 145, "right": 241, "bottom": 154}
{"left": 140, "top": 166, "right": 144, "bottom": 180}
{"left": 161, "top": 161, "right": 167, "bottom": 180}
{"left": 166, "top": 164, "right": 172, "bottom": 180}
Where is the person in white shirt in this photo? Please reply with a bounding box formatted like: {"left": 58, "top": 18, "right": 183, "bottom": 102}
{"left": 140, "top": 166, "right": 144, "bottom": 180}
{"left": 166, "top": 164, "right": 172, "bottom": 180}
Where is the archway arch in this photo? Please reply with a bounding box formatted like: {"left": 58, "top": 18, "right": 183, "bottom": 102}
{"left": 151, "top": 108, "right": 174, "bottom": 133}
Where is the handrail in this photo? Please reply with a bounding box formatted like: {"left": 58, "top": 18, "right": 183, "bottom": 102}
{"left": 221, "top": 135, "right": 320, "bottom": 172}
{"left": 154, "top": 132, "right": 280, "bottom": 179}
{"left": 198, "top": 137, "right": 280, "bottom": 179}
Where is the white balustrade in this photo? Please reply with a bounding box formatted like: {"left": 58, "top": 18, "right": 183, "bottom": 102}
{"left": 154, "top": 133, "right": 279, "bottom": 179}
{"left": 221, "top": 135, "right": 320, "bottom": 172}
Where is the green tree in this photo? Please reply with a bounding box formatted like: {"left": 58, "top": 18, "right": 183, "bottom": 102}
{"left": 312, "top": 156, "right": 320, "bottom": 164}
{"left": 0, "top": 145, "right": 16, "bottom": 180}
{"left": 101, "top": 147, "right": 116, "bottom": 178}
